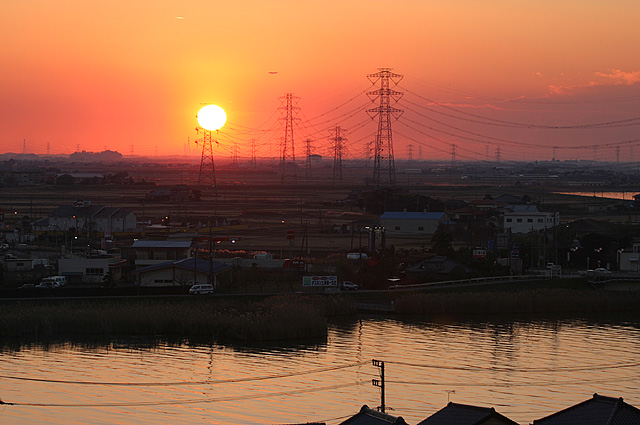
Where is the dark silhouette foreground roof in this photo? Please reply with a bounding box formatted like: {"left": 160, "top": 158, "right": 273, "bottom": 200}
{"left": 339, "top": 405, "right": 408, "bottom": 425}
{"left": 532, "top": 393, "right": 640, "bottom": 425}
{"left": 416, "top": 402, "right": 519, "bottom": 425}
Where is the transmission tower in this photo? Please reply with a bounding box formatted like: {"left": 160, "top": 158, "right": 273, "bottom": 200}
{"left": 408, "top": 144, "right": 413, "bottom": 166}
{"left": 495, "top": 146, "right": 501, "bottom": 163}
{"left": 279, "top": 93, "right": 300, "bottom": 183}
{"left": 232, "top": 143, "right": 239, "bottom": 167}
{"left": 367, "top": 68, "right": 403, "bottom": 186}
{"left": 195, "top": 126, "right": 217, "bottom": 191}
{"left": 46, "top": 141, "right": 50, "bottom": 156}
{"left": 451, "top": 144, "right": 457, "bottom": 167}
{"left": 331, "top": 127, "right": 345, "bottom": 184}
{"left": 251, "top": 138, "right": 257, "bottom": 169}
{"left": 305, "top": 138, "right": 313, "bottom": 179}
{"left": 419, "top": 145, "right": 423, "bottom": 161}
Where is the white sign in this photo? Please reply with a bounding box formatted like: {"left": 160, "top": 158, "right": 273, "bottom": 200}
{"left": 303, "top": 275, "right": 338, "bottom": 287}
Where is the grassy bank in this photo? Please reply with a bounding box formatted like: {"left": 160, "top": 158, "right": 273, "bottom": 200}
{"left": 393, "top": 288, "right": 640, "bottom": 315}
{"left": 0, "top": 295, "right": 356, "bottom": 342}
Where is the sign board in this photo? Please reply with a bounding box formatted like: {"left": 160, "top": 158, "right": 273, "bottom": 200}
{"left": 472, "top": 249, "right": 487, "bottom": 259}
{"left": 286, "top": 230, "right": 295, "bottom": 240}
{"left": 303, "top": 275, "right": 337, "bottom": 287}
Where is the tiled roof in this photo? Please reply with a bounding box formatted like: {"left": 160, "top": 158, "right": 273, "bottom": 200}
{"left": 532, "top": 393, "right": 640, "bottom": 425}
{"left": 132, "top": 240, "right": 192, "bottom": 249}
{"left": 416, "top": 402, "right": 519, "bottom": 425}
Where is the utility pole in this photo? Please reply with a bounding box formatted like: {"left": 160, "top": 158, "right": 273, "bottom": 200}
{"left": 408, "top": 144, "right": 413, "bottom": 166}
{"left": 279, "top": 93, "right": 300, "bottom": 184}
{"left": 372, "top": 359, "right": 386, "bottom": 413}
{"left": 367, "top": 68, "right": 403, "bottom": 187}
{"left": 331, "top": 126, "right": 345, "bottom": 184}
{"left": 233, "top": 143, "right": 239, "bottom": 167}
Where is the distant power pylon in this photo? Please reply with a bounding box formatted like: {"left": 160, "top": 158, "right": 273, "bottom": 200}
{"left": 367, "top": 68, "right": 403, "bottom": 187}
{"left": 251, "top": 138, "right": 257, "bottom": 169}
{"left": 451, "top": 144, "right": 457, "bottom": 167}
{"left": 305, "top": 138, "right": 313, "bottom": 179}
{"left": 195, "top": 126, "right": 218, "bottom": 191}
{"left": 279, "top": 93, "right": 300, "bottom": 183}
{"left": 331, "top": 127, "right": 345, "bottom": 184}
{"left": 23, "top": 139, "right": 27, "bottom": 154}
{"left": 495, "top": 146, "right": 501, "bottom": 163}
{"left": 46, "top": 142, "right": 50, "bottom": 156}
{"left": 408, "top": 144, "right": 413, "bottom": 166}
{"left": 419, "top": 145, "right": 423, "bottom": 161}
{"left": 232, "top": 143, "right": 239, "bottom": 167}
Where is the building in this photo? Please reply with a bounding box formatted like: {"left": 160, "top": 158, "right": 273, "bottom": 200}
{"left": 339, "top": 405, "right": 408, "bottom": 425}
{"left": 132, "top": 257, "right": 231, "bottom": 288}
{"left": 532, "top": 393, "right": 640, "bottom": 425}
{"left": 132, "top": 240, "right": 193, "bottom": 268}
{"left": 619, "top": 240, "right": 640, "bottom": 272}
{"left": 416, "top": 402, "right": 519, "bottom": 425}
{"left": 380, "top": 211, "right": 450, "bottom": 235}
{"left": 58, "top": 256, "right": 127, "bottom": 284}
{"left": 502, "top": 205, "right": 559, "bottom": 234}
{"left": 35, "top": 201, "right": 136, "bottom": 233}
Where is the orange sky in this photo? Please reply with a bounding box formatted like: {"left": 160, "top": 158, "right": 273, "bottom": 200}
{"left": 2, "top": 0, "right": 640, "bottom": 161}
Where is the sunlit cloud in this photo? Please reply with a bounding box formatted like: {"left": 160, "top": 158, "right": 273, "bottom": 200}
{"left": 595, "top": 68, "right": 640, "bottom": 85}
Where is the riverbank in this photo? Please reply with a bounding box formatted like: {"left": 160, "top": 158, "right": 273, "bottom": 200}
{"left": 0, "top": 295, "right": 355, "bottom": 343}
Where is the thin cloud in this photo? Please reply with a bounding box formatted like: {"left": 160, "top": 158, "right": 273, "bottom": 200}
{"left": 595, "top": 68, "right": 640, "bottom": 85}
{"left": 548, "top": 68, "right": 640, "bottom": 96}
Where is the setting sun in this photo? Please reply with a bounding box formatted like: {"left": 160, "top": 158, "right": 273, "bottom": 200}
{"left": 197, "top": 104, "right": 227, "bottom": 131}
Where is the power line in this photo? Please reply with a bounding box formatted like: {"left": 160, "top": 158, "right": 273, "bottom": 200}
{"left": 3, "top": 381, "right": 365, "bottom": 408}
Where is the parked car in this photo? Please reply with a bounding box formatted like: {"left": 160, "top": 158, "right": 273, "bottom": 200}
{"left": 49, "top": 276, "right": 68, "bottom": 287}
{"left": 340, "top": 281, "right": 359, "bottom": 291}
{"left": 594, "top": 268, "right": 612, "bottom": 277}
{"left": 18, "top": 283, "right": 35, "bottom": 289}
{"left": 189, "top": 284, "right": 214, "bottom": 295}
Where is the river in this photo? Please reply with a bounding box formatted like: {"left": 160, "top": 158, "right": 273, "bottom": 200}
{"left": 1, "top": 315, "right": 639, "bottom": 425}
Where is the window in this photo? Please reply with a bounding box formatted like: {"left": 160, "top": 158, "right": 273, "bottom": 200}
{"left": 538, "top": 218, "right": 543, "bottom": 223}
{"left": 527, "top": 218, "right": 533, "bottom": 223}
{"left": 86, "top": 268, "right": 104, "bottom": 276}
{"left": 418, "top": 226, "right": 424, "bottom": 231}
{"left": 153, "top": 279, "right": 173, "bottom": 284}
{"left": 506, "top": 218, "right": 512, "bottom": 223}
{"left": 394, "top": 226, "right": 400, "bottom": 231}
{"left": 517, "top": 218, "right": 523, "bottom": 223}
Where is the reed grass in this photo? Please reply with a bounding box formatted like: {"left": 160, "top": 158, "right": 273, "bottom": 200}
{"left": 0, "top": 295, "right": 348, "bottom": 341}
{"left": 393, "top": 288, "right": 640, "bottom": 315}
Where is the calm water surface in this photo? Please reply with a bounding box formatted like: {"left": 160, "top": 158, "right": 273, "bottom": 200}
{"left": 1, "top": 316, "right": 639, "bottom": 425}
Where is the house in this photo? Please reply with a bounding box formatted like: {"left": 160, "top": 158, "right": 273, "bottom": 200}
{"left": 380, "top": 212, "right": 450, "bottom": 235}
{"left": 532, "top": 393, "right": 640, "bottom": 425}
{"left": 132, "top": 257, "right": 231, "bottom": 288}
{"left": 132, "top": 240, "right": 193, "bottom": 268}
{"left": 339, "top": 405, "right": 408, "bottom": 425}
{"left": 502, "top": 205, "right": 559, "bottom": 234}
{"left": 416, "top": 402, "right": 519, "bottom": 425}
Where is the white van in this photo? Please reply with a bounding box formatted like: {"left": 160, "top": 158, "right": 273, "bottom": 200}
{"left": 50, "top": 276, "right": 67, "bottom": 287}
{"left": 189, "top": 284, "right": 214, "bottom": 295}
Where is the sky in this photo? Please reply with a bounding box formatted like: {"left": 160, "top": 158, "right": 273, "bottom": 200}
{"left": 2, "top": 0, "right": 640, "bottom": 161}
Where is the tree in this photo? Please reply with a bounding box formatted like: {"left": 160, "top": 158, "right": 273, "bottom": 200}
{"left": 430, "top": 224, "right": 456, "bottom": 259}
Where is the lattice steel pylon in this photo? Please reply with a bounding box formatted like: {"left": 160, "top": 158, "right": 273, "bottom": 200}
{"left": 195, "top": 127, "right": 217, "bottom": 192}
{"left": 331, "top": 126, "right": 345, "bottom": 184}
{"left": 279, "top": 93, "right": 300, "bottom": 183}
{"left": 367, "top": 68, "right": 403, "bottom": 187}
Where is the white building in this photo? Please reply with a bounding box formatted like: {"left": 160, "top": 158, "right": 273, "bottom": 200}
{"left": 380, "top": 211, "right": 450, "bottom": 235}
{"left": 58, "top": 256, "right": 127, "bottom": 284}
{"left": 132, "top": 240, "right": 193, "bottom": 268}
{"left": 132, "top": 258, "right": 231, "bottom": 288}
{"left": 35, "top": 201, "right": 137, "bottom": 233}
{"left": 503, "top": 205, "right": 559, "bottom": 233}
